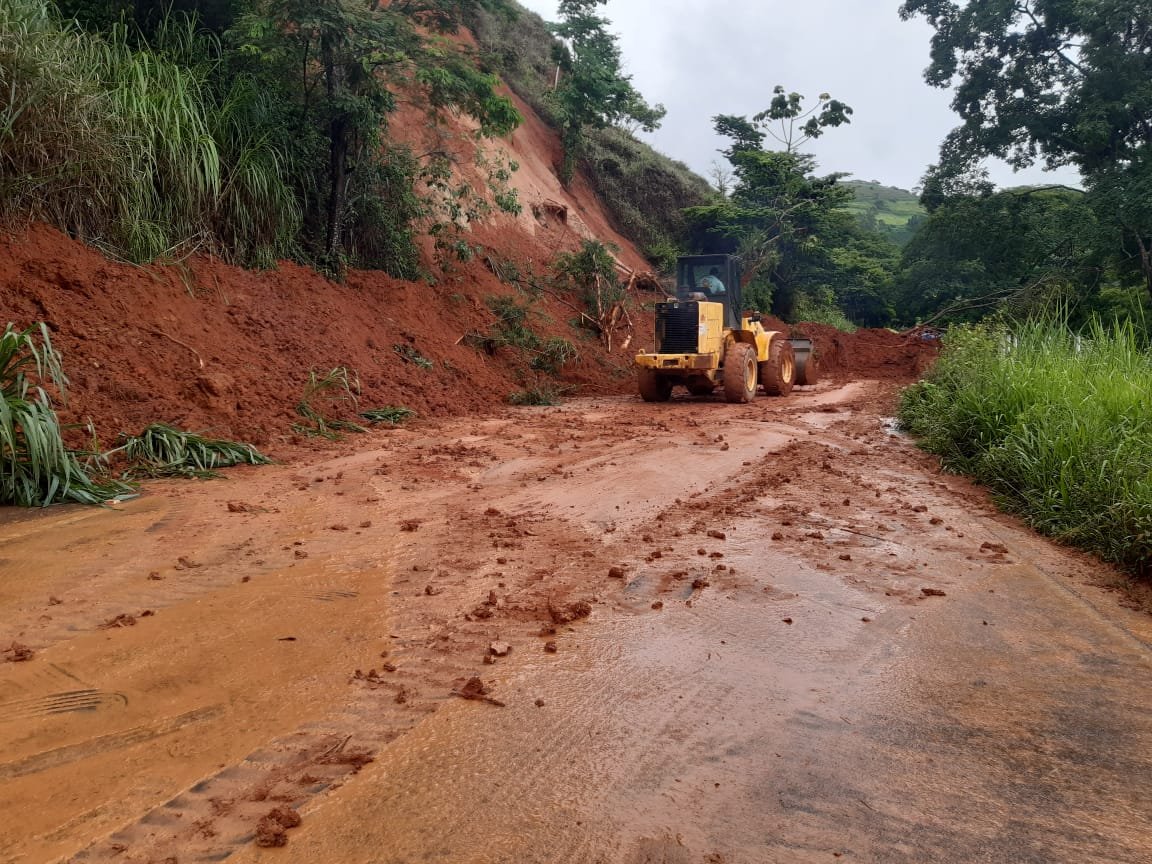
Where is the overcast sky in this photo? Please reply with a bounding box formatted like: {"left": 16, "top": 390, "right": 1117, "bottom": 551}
{"left": 515, "top": 0, "right": 1080, "bottom": 192}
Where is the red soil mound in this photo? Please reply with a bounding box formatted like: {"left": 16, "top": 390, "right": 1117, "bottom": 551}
{"left": 0, "top": 224, "right": 632, "bottom": 451}
{"left": 1, "top": 223, "right": 931, "bottom": 457}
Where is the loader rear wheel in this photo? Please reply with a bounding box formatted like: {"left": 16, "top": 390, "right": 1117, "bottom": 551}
{"left": 638, "top": 368, "right": 672, "bottom": 402}
{"left": 723, "top": 342, "right": 757, "bottom": 404}
{"left": 760, "top": 337, "right": 796, "bottom": 397}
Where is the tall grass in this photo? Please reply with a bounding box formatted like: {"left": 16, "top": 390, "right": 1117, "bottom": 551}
{"left": 0, "top": 323, "right": 127, "bottom": 506}
{"left": 0, "top": 0, "right": 296, "bottom": 264}
{"left": 900, "top": 318, "right": 1152, "bottom": 573}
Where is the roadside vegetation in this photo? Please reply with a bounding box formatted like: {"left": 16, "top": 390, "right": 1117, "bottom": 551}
{"left": 111, "top": 424, "right": 270, "bottom": 479}
{"left": 900, "top": 319, "right": 1152, "bottom": 574}
{"left": 0, "top": 323, "right": 127, "bottom": 506}
{"left": 2, "top": 0, "right": 520, "bottom": 275}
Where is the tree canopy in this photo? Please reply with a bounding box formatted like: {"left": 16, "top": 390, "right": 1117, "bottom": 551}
{"left": 901, "top": 0, "right": 1152, "bottom": 299}
{"left": 683, "top": 93, "right": 897, "bottom": 326}
{"left": 548, "top": 0, "right": 665, "bottom": 185}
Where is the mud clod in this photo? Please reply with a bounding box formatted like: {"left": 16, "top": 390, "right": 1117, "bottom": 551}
{"left": 782, "top": 618, "right": 794, "bottom": 625}
{"left": 544, "top": 641, "right": 558, "bottom": 653}
{"left": 692, "top": 578, "right": 711, "bottom": 590}
{"left": 607, "top": 566, "right": 626, "bottom": 579}
{"left": 452, "top": 676, "right": 505, "bottom": 707}
{"left": 921, "top": 588, "right": 948, "bottom": 597}
{"left": 3, "top": 642, "right": 34, "bottom": 662}
{"left": 255, "top": 806, "right": 301, "bottom": 847}
{"left": 100, "top": 613, "right": 137, "bottom": 629}
{"left": 489, "top": 641, "right": 511, "bottom": 657}
{"left": 548, "top": 600, "right": 592, "bottom": 624}
{"left": 980, "top": 542, "right": 1009, "bottom": 554}
{"left": 707, "top": 530, "right": 727, "bottom": 540}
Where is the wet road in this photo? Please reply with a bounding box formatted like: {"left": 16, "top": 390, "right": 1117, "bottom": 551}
{"left": 2, "top": 381, "right": 1151, "bottom": 863}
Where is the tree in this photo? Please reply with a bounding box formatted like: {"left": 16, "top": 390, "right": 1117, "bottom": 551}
{"left": 548, "top": 0, "right": 664, "bottom": 185}
{"left": 683, "top": 92, "right": 884, "bottom": 322}
{"left": 228, "top": 0, "right": 521, "bottom": 272}
{"left": 893, "top": 187, "right": 1103, "bottom": 324}
{"left": 900, "top": 0, "right": 1152, "bottom": 298}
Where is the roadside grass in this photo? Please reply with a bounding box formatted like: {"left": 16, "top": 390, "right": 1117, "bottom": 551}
{"left": 0, "top": 0, "right": 296, "bottom": 266}
{"left": 900, "top": 318, "right": 1152, "bottom": 574}
{"left": 0, "top": 323, "right": 129, "bottom": 506}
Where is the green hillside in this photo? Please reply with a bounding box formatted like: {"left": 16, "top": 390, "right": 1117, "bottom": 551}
{"left": 842, "top": 181, "right": 925, "bottom": 247}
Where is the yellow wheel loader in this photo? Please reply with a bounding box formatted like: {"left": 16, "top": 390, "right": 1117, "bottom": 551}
{"left": 634, "top": 255, "right": 816, "bottom": 403}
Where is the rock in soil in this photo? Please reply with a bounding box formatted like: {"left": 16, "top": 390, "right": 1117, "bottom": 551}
{"left": 548, "top": 600, "right": 592, "bottom": 624}
{"left": 488, "top": 641, "right": 511, "bottom": 657}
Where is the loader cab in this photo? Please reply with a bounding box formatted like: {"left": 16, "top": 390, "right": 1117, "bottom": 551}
{"left": 676, "top": 255, "right": 742, "bottom": 330}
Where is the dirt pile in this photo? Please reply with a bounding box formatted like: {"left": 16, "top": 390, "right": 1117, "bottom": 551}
{"left": 788, "top": 321, "right": 939, "bottom": 380}
{"left": 0, "top": 221, "right": 631, "bottom": 451}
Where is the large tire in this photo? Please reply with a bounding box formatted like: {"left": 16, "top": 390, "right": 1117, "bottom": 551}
{"left": 795, "top": 353, "right": 820, "bottom": 386}
{"left": 760, "top": 337, "right": 796, "bottom": 397}
{"left": 638, "top": 367, "right": 672, "bottom": 402}
{"left": 686, "top": 378, "right": 715, "bottom": 396}
{"left": 722, "top": 342, "right": 757, "bottom": 404}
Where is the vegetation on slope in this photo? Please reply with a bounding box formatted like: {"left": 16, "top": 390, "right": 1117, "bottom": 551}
{"left": 2, "top": 0, "right": 520, "bottom": 275}
{"left": 466, "top": 0, "right": 715, "bottom": 269}
{"left": 900, "top": 318, "right": 1152, "bottom": 575}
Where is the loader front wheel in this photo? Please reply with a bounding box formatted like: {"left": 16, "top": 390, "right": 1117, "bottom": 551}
{"left": 760, "top": 337, "right": 796, "bottom": 397}
{"left": 723, "top": 342, "right": 757, "bottom": 404}
{"left": 638, "top": 368, "right": 672, "bottom": 402}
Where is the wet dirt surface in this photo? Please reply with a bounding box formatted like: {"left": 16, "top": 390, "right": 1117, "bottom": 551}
{"left": 3, "top": 381, "right": 1152, "bottom": 863}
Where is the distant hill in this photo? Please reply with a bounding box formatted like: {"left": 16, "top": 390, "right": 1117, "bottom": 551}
{"left": 841, "top": 180, "right": 925, "bottom": 247}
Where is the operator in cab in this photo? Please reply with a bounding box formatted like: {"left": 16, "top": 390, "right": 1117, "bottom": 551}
{"left": 699, "top": 266, "right": 726, "bottom": 296}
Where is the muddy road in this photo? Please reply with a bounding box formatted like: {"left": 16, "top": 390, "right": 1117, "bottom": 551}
{"left": 2, "top": 380, "right": 1151, "bottom": 864}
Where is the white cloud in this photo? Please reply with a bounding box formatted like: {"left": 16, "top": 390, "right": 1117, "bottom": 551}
{"left": 512, "top": 0, "right": 1080, "bottom": 190}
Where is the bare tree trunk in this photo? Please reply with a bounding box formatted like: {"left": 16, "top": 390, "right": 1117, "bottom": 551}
{"left": 321, "top": 33, "right": 348, "bottom": 270}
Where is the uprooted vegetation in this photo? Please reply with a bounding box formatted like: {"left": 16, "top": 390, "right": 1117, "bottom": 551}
{"left": 1, "top": 322, "right": 276, "bottom": 504}
{"left": 109, "top": 424, "right": 271, "bottom": 479}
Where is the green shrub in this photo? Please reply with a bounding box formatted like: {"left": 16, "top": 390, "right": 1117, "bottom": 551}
{"left": 508, "top": 382, "right": 567, "bottom": 406}
{"left": 900, "top": 318, "right": 1152, "bottom": 573}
